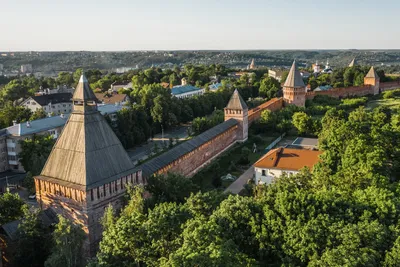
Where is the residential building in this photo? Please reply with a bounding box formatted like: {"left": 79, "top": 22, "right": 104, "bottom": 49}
{"left": 0, "top": 104, "right": 124, "bottom": 172}
{"left": 322, "top": 60, "right": 333, "bottom": 74}
{"left": 20, "top": 93, "right": 73, "bottom": 115}
{"left": 171, "top": 78, "right": 204, "bottom": 98}
{"left": 300, "top": 70, "right": 310, "bottom": 79}
{"left": 35, "top": 85, "right": 75, "bottom": 96}
{"left": 254, "top": 147, "right": 322, "bottom": 184}
{"left": 268, "top": 69, "right": 285, "bottom": 81}
{"left": 95, "top": 92, "right": 129, "bottom": 105}
{"left": 110, "top": 81, "right": 132, "bottom": 92}
{"left": 20, "top": 64, "right": 33, "bottom": 74}
{"left": 312, "top": 61, "right": 321, "bottom": 73}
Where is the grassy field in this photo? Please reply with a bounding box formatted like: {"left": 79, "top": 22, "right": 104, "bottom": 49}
{"left": 365, "top": 97, "right": 400, "bottom": 110}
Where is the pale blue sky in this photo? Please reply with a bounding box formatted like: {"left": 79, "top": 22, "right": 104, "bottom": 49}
{"left": 1, "top": 0, "right": 399, "bottom": 51}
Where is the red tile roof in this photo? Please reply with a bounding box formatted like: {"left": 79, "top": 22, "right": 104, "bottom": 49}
{"left": 94, "top": 92, "right": 128, "bottom": 104}
{"left": 254, "top": 147, "right": 322, "bottom": 171}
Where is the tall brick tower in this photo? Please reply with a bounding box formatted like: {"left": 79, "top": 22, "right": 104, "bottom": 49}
{"left": 364, "top": 66, "right": 380, "bottom": 95}
{"left": 283, "top": 61, "right": 306, "bottom": 107}
{"left": 224, "top": 89, "right": 248, "bottom": 142}
{"left": 34, "top": 74, "right": 141, "bottom": 256}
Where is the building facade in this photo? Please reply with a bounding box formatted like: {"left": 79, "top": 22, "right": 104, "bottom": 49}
{"left": 20, "top": 93, "right": 73, "bottom": 116}
{"left": 254, "top": 147, "right": 322, "bottom": 184}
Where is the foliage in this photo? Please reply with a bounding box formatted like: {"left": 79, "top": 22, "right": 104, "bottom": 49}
{"left": 30, "top": 108, "right": 47, "bottom": 121}
{"left": 19, "top": 134, "right": 55, "bottom": 175}
{"left": 191, "top": 109, "right": 224, "bottom": 136}
{"left": 292, "top": 111, "right": 313, "bottom": 135}
{"left": 145, "top": 173, "right": 199, "bottom": 205}
{"left": 0, "top": 104, "right": 32, "bottom": 128}
{"left": 13, "top": 208, "right": 52, "bottom": 267}
{"left": 259, "top": 76, "right": 280, "bottom": 99}
{"left": 45, "top": 215, "right": 86, "bottom": 267}
{"left": 0, "top": 192, "right": 25, "bottom": 225}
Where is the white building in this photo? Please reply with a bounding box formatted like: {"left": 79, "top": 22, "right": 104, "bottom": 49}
{"left": 20, "top": 64, "right": 33, "bottom": 74}
{"left": 20, "top": 93, "right": 73, "bottom": 116}
{"left": 254, "top": 147, "right": 321, "bottom": 184}
{"left": 171, "top": 78, "right": 204, "bottom": 98}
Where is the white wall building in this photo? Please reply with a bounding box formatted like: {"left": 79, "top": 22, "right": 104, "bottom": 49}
{"left": 254, "top": 147, "right": 321, "bottom": 184}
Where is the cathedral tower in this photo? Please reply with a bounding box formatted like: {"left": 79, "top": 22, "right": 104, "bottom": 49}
{"left": 34, "top": 74, "right": 141, "bottom": 256}
{"left": 224, "top": 89, "right": 248, "bottom": 142}
{"left": 283, "top": 61, "right": 306, "bottom": 107}
{"left": 364, "top": 66, "right": 380, "bottom": 95}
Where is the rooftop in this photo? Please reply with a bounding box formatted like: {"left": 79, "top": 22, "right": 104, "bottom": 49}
{"left": 25, "top": 93, "right": 72, "bottom": 106}
{"left": 254, "top": 147, "right": 322, "bottom": 171}
{"left": 171, "top": 85, "right": 202, "bottom": 95}
{"left": 95, "top": 92, "right": 128, "bottom": 104}
{"left": 284, "top": 61, "right": 305, "bottom": 88}
{"left": 365, "top": 66, "right": 378, "bottom": 79}
{"left": 225, "top": 89, "right": 248, "bottom": 110}
{"left": 3, "top": 104, "right": 124, "bottom": 137}
{"left": 291, "top": 137, "right": 319, "bottom": 148}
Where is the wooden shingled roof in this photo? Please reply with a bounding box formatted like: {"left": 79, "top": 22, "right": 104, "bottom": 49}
{"left": 284, "top": 61, "right": 305, "bottom": 88}
{"left": 365, "top": 66, "right": 378, "bottom": 79}
{"left": 225, "top": 89, "right": 248, "bottom": 110}
{"left": 36, "top": 75, "right": 135, "bottom": 190}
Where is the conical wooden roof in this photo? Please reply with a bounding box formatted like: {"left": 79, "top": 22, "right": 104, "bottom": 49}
{"left": 284, "top": 61, "right": 305, "bottom": 88}
{"left": 226, "top": 89, "right": 248, "bottom": 110}
{"left": 365, "top": 66, "right": 378, "bottom": 79}
{"left": 38, "top": 75, "right": 134, "bottom": 190}
{"left": 73, "top": 74, "right": 97, "bottom": 101}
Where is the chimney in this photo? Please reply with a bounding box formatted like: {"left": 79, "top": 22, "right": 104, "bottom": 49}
{"left": 12, "top": 120, "right": 17, "bottom": 126}
{"left": 60, "top": 113, "right": 64, "bottom": 119}
{"left": 181, "top": 78, "right": 187, "bottom": 86}
{"left": 26, "top": 121, "right": 31, "bottom": 128}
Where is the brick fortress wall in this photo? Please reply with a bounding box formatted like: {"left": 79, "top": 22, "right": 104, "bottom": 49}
{"left": 248, "top": 97, "right": 283, "bottom": 124}
{"left": 148, "top": 97, "right": 284, "bottom": 179}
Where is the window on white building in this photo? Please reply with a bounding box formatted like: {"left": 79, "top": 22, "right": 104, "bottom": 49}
{"left": 262, "top": 170, "right": 266, "bottom": 176}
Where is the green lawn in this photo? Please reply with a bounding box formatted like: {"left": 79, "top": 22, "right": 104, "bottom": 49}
{"left": 366, "top": 97, "right": 400, "bottom": 110}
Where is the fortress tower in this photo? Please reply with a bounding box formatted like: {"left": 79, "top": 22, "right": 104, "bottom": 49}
{"left": 34, "top": 74, "right": 141, "bottom": 256}
{"left": 224, "top": 89, "right": 248, "bottom": 142}
{"left": 283, "top": 61, "right": 306, "bottom": 107}
{"left": 364, "top": 66, "right": 380, "bottom": 95}
{"left": 249, "top": 59, "right": 256, "bottom": 70}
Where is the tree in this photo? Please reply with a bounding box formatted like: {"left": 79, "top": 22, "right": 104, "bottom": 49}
{"left": 145, "top": 173, "right": 199, "bottom": 205}
{"left": 292, "top": 111, "right": 312, "bottom": 135}
{"left": 258, "top": 76, "right": 280, "bottom": 99}
{"left": 0, "top": 192, "right": 25, "bottom": 225}
{"left": 30, "top": 108, "right": 47, "bottom": 121}
{"left": 0, "top": 105, "right": 32, "bottom": 128}
{"left": 19, "top": 134, "right": 55, "bottom": 175}
{"left": 45, "top": 215, "right": 86, "bottom": 267}
{"left": 13, "top": 208, "right": 51, "bottom": 267}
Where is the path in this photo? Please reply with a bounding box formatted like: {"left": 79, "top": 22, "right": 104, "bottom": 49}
{"left": 224, "top": 165, "right": 254, "bottom": 194}
{"left": 126, "top": 125, "right": 189, "bottom": 164}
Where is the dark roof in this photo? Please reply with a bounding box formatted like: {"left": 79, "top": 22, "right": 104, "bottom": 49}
{"left": 225, "top": 89, "right": 248, "bottom": 110}
{"left": 30, "top": 93, "right": 72, "bottom": 106}
{"left": 0, "top": 171, "right": 25, "bottom": 188}
{"left": 140, "top": 119, "right": 238, "bottom": 178}
{"left": 1, "top": 208, "right": 58, "bottom": 241}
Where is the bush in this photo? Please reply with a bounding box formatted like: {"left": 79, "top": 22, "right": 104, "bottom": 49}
{"left": 383, "top": 89, "right": 400, "bottom": 99}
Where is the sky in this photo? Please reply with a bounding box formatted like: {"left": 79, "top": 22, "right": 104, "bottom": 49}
{"left": 1, "top": 0, "right": 400, "bottom": 51}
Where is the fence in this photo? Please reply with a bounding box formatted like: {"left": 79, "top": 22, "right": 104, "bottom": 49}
{"left": 265, "top": 133, "right": 286, "bottom": 151}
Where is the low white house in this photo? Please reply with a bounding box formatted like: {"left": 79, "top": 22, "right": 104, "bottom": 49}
{"left": 254, "top": 147, "right": 321, "bottom": 184}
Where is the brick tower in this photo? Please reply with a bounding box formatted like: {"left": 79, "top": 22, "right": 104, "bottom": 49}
{"left": 364, "top": 66, "right": 380, "bottom": 95}
{"left": 224, "top": 89, "right": 248, "bottom": 142}
{"left": 34, "top": 74, "right": 142, "bottom": 256}
{"left": 283, "top": 61, "right": 306, "bottom": 107}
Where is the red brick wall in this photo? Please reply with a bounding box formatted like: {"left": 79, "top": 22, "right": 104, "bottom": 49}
{"left": 156, "top": 125, "right": 238, "bottom": 177}
{"left": 381, "top": 81, "right": 400, "bottom": 92}
{"left": 306, "top": 85, "right": 374, "bottom": 99}
{"left": 248, "top": 97, "right": 283, "bottom": 124}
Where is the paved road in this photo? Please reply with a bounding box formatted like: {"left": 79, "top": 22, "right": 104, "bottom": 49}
{"left": 224, "top": 166, "right": 254, "bottom": 194}
{"left": 126, "top": 125, "right": 189, "bottom": 164}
